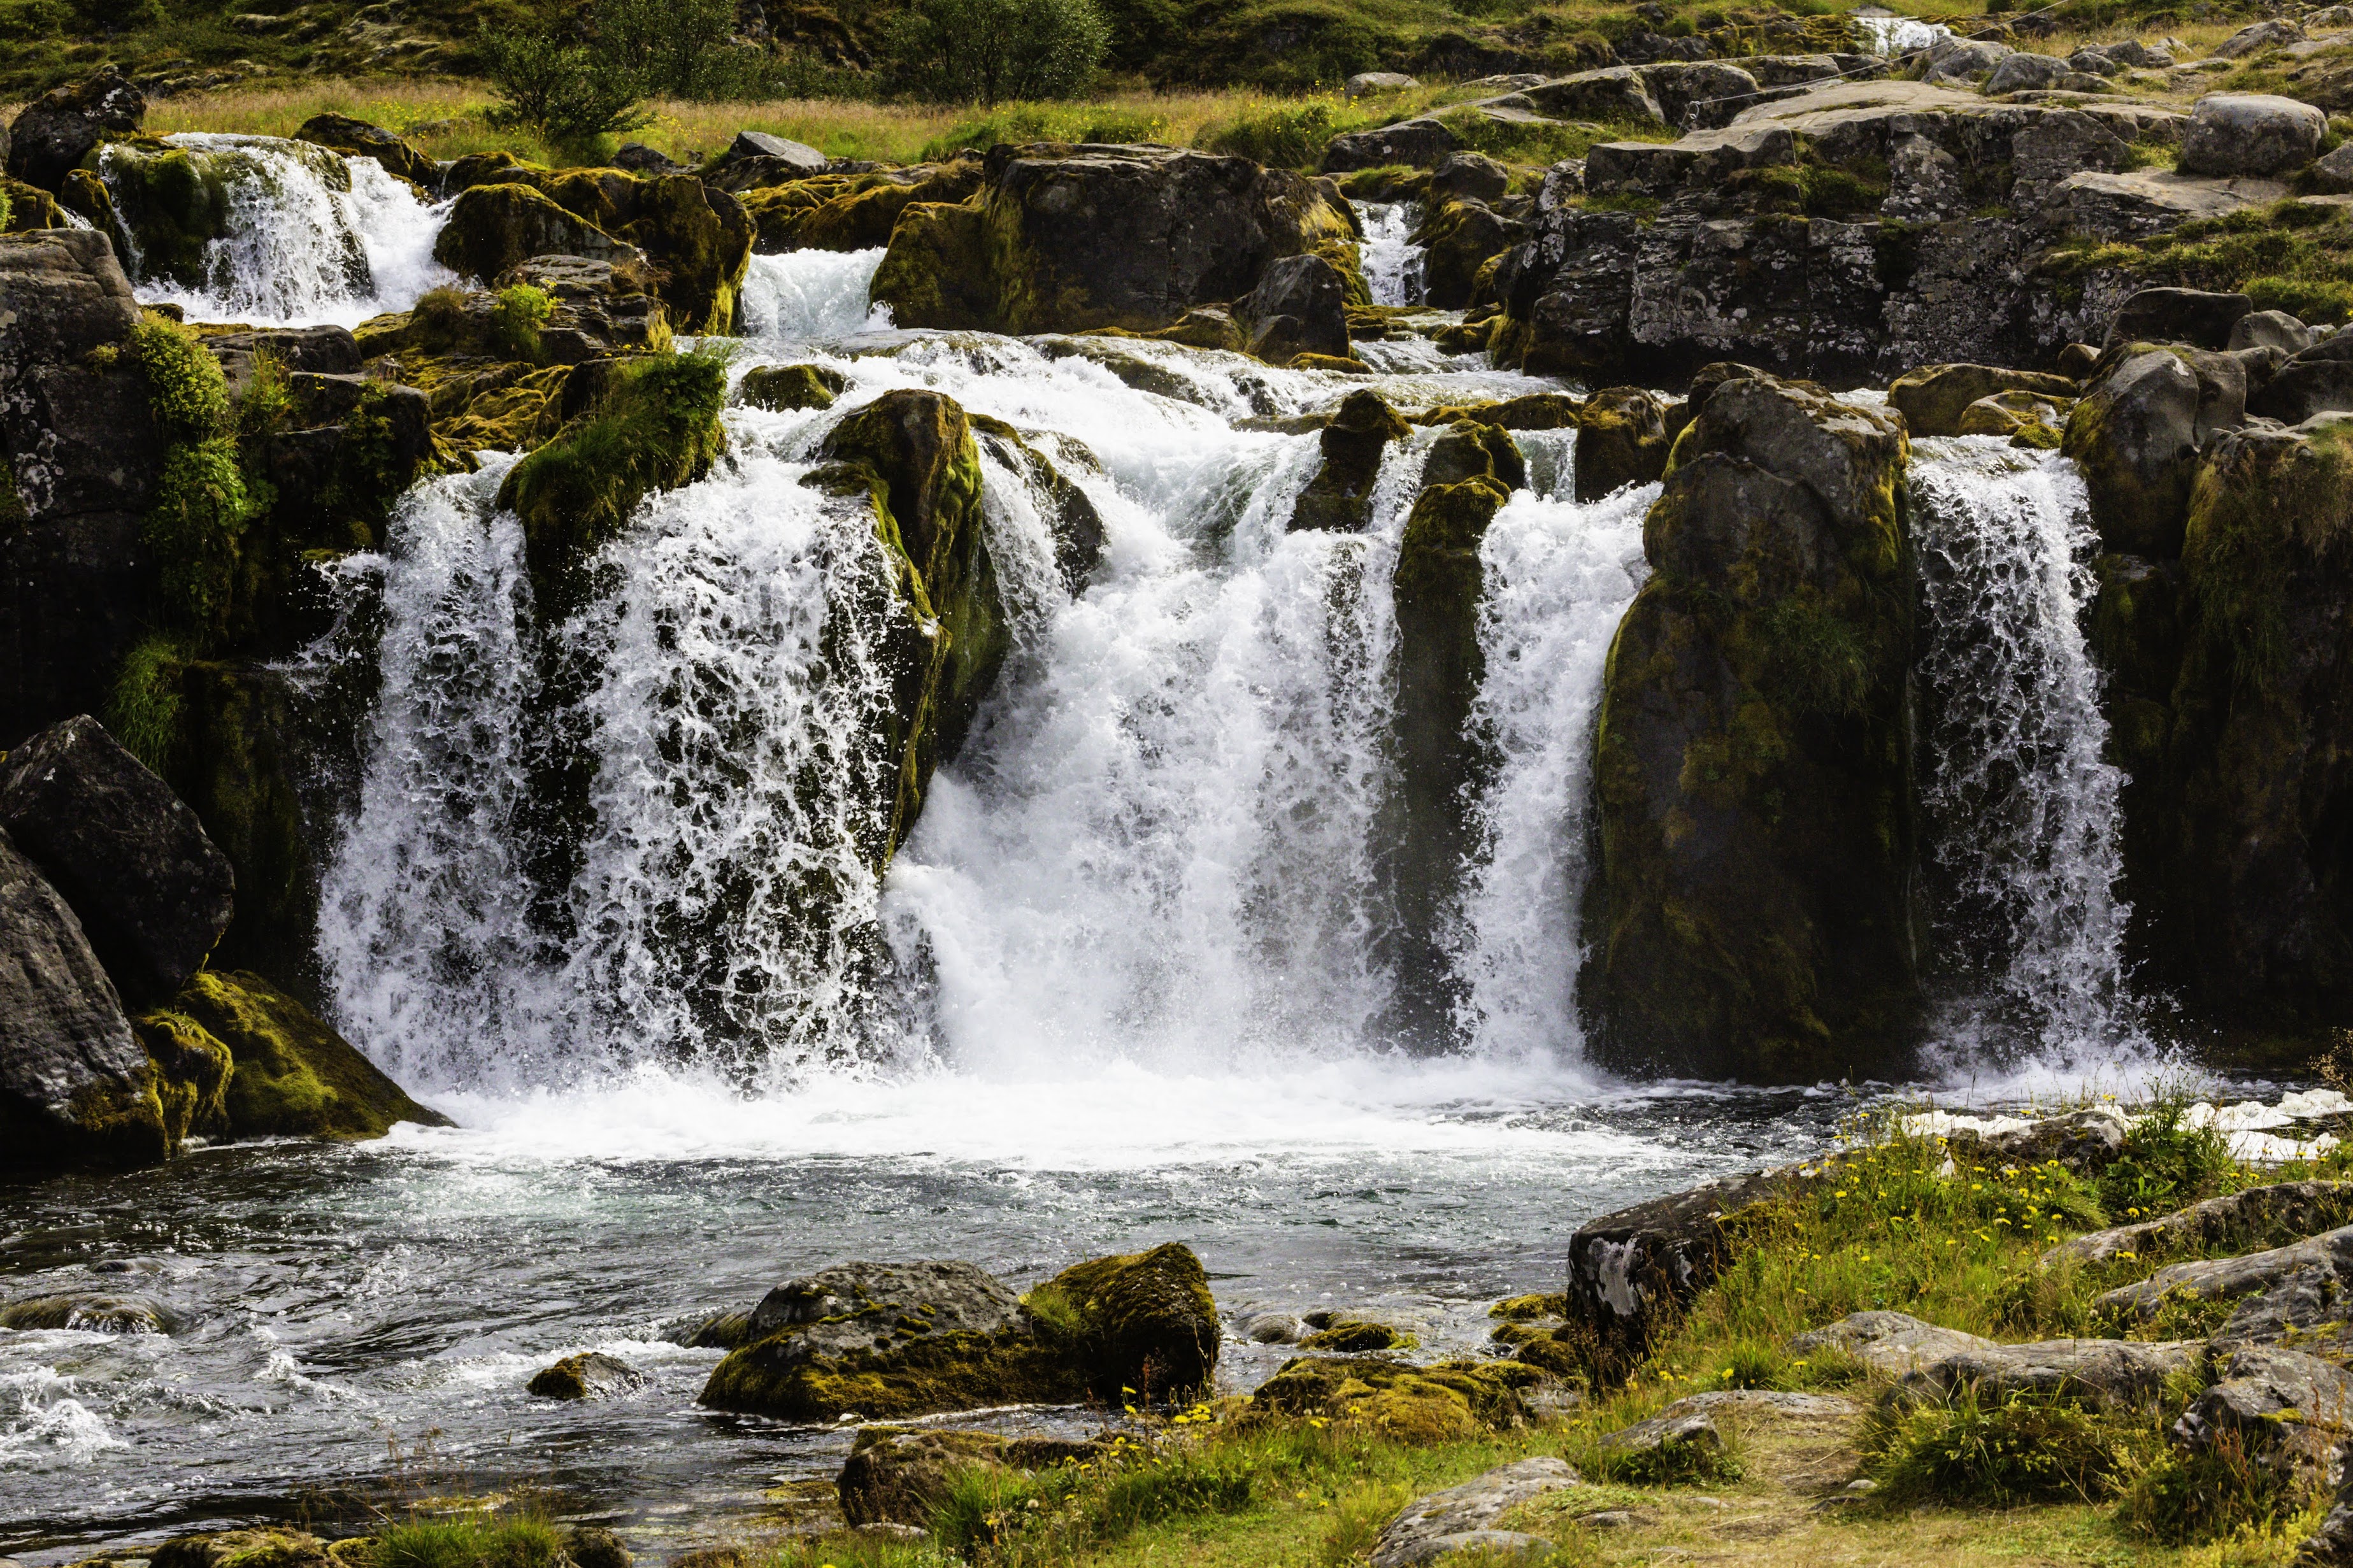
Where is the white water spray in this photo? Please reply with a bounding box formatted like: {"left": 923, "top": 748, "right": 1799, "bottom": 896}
{"left": 740, "top": 248, "right": 893, "bottom": 339}
{"left": 1357, "top": 203, "right": 1427, "bottom": 308}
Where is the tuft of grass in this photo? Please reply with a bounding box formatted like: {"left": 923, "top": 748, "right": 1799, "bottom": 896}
{"left": 2116, "top": 1429, "right": 2301, "bottom": 1546}
{"left": 1866, "top": 1386, "right": 2142, "bottom": 1506}
{"left": 106, "top": 635, "right": 190, "bottom": 776}
{"left": 374, "top": 1514, "right": 568, "bottom": 1568}
{"left": 2098, "top": 1094, "right": 2243, "bottom": 1224}
{"left": 491, "top": 282, "right": 555, "bottom": 362}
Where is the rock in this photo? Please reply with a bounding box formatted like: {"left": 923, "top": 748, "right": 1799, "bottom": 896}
{"left": 839, "top": 1429, "right": 1011, "bottom": 1527}
{"left": 1655, "top": 1388, "right": 1856, "bottom": 1416}
{"left": 738, "top": 363, "right": 847, "bottom": 412}
{"left": 1238, "top": 252, "right": 1352, "bottom": 363}
{"left": 700, "top": 1244, "right": 1219, "bottom": 1421}
{"left": 527, "top": 1351, "right": 648, "bottom": 1400}
{"left": 1574, "top": 386, "right": 1668, "bottom": 499}
{"left": 729, "top": 130, "right": 827, "bottom": 173}
{"left": 1584, "top": 375, "right": 1917, "bottom": 1081}
{"left": 0, "top": 1291, "right": 177, "bottom": 1332}
{"left": 1429, "top": 151, "right": 1510, "bottom": 205}
{"left": 433, "top": 182, "right": 636, "bottom": 283}
{"left": 2313, "top": 144, "right": 2353, "bottom": 193}
{"left": 1522, "top": 66, "right": 1668, "bottom": 125}
{"left": 564, "top": 1528, "right": 631, "bottom": 1568}
{"left": 166, "top": 969, "right": 447, "bottom": 1139}
{"left": 1986, "top": 52, "right": 2075, "bottom": 94}
{"left": 1899, "top": 1338, "right": 2202, "bottom": 1410}
{"left": 1347, "top": 71, "right": 1421, "bottom": 97}
{"left": 1922, "top": 38, "right": 2014, "bottom": 85}
{"left": 2105, "top": 287, "right": 2256, "bottom": 350}
{"left": 0, "top": 716, "right": 234, "bottom": 1007}
{"left": 2099, "top": 1223, "right": 2353, "bottom": 1341}
{"left": 1369, "top": 1457, "right": 1578, "bottom": 1568}
{"left": 1944, "top": 1105, "right": 2132, "bottom": 1174}
{"left": 0, "top": 828, "right": 164, "bottom": 1167}
{"left": 2233, "top": 309, "right": 2319, "bottom": 356}
{"left": 1322, "top": 118, "right": 1462, "bottom": 173}
{"left": 2046, "top": 1181, "right": 2353, "bottom": 1268}
{"left": 1566, "top": 1167, "right": 1801, "bottom": 1371}
{"left": 1301, "top": 1318, "right": 1414, "bottom": 1351}
{"left": 292, "top": 113, "right": 436, "bottom": 188}
{"left": 1236, "top": 1308, "right": 1306, "bottom": 1343}
{"left": 1788, "top": 1311, "right": 1999, "bottom": 1376}
{"left": 1289, "top": 389, "right": 1410, "bottom": 532}
{"left": 2249, "top": 337, "right": 2353, "bottom": 421}
{"left": 2175, "top": 1345, "right": 2353, "bottom": 1490}
{"left": 876, "top": 144, "right": 1360, "bottom": 337}
{"left": 1889, "top": 362, "right": 2081, "bottom": 436}
{"left": 1596, "top": 1409, "right": 1724, "bottom": 1470}
{"left": 2063, "top": 344, "right": 2246, "bottom": 556}
{"left": 969, "top": 415, "right": 1104, "bottom": 593}
{"left": 2180, "top": 94, "right": 2326, "bottom": 176}
{"left": 740, "top": 160, "right": 983, "bottom": 255}
{"left": 2211, "top": 18, "right": 2304, "bottom": 58}
{"left": 611, "top": 142, "right": 682, "bottom": 175}
{"left": 148, "top": 1532, "right": 331, "bottom": 1568}
{"left": 1247, "top": 1353, "right": 1545, "bottom": 1441}
{"left": 1412, "top": 197, "right": 1525, "bottom": 311}
{"left": 2059, "top": 341, "right": 2101, "bottom": 376}
{"left": 4, "top": 68, "right": 145, "bottom": 192}
{"left": 2058, "top": 168, "right": 2287, "bottom": 241}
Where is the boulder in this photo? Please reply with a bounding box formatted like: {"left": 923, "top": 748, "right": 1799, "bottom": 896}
{"left": 2100, "top": 1222, "right": 2353, "bottom": 1349}
{"left": 527, "top": 1351, "right": 648, "bottom": 1401}
{"left": 2045, "top": 1181, "right": 2353, "bottom": 1268}
{"left": 1347, "top": 72, "right": 1422, "bottom": 97}
{"left": 0, "top": 1291, "right": 178, "bottom": 1332}
{"left": 2062, "top": 344, "right": 2246, "bottom": 556}
{"left": 1566, "top": 1167, "right": 1800, "bottom": 1371}
{"left": 2105, "top": 287, "right": 2256, "bottom": 351}
{"left": 1786, "top": 1310, "right": 1997, "bottom": 1376}
{"left": 4, "top": 68, "right": 145, "bottom": 192}
{"left": 1584, "top": 376, "right": 1918, "bottom": 1080}
{"left": 2057, "top": 168, "right": 2288, "bottom": 243}
{"left": 2314, "top": 144, "right": 2353, "bottom": 193}
{"left": 1573, "top": 387, "right": 1669, "bottom": 499}
{"left": 738, "top": 363, "right": 847, "bottom": 413}
{"left": 0, "top": 715, "right": 234, "bottom": 1007}
{"left": 1246, "top": 1353, "right": 1544, "bottom": 1440}
{"left": 2211, "top": 19, "right": 2304, "bottom": 58}
{"left": 1654, "top": 1388, "right": 1854, "bottom": 1417}
{"left": 1045, "top": 1241, "right": 1221, "bottom": 1397}
{"left": 1943, "top": 1105, "right": 2131, "bottom": 1174}
{"left": 1594, "top": 1409, "right": 1727, "bottom": 1475}
{"left": 1985, "top": 52, "right": 2075, "bottom": 94}
{"left": 1289, "top": 389, "right": 1411, "bottom": 532}
{"left": 611, "top": 143, "right": 682, "bottom": 175}
{"left": 1238, "top": 252, "right": 1352, "bottom": 363}
{"left": 2232, "top": 309, "right": 2317, "bottom": 355}
{"left": 2175, "top": 1345, "right": 2353, "bottom": 1490}
{"left": 875, "top": 144, "right": 1361, "bottom": 338}
{"left": 1889, "top": 362, "right": 2082, "bottom": 437}
{"left": 1429, "top": 152, "right": 1510, "bottom": 205}
{"left": 433, "top": 182, "right": 634, "bottom": 283}
{"left": 164, "top": 969, "right": 447, "bottom": 1139}
{"left": 1899, "top": 1338, "right": 2201, "bottom": 1411}
{"left": 1369, "top": 1457, "right": 1578, "bottom": 1568}
{"left": 1522, "top": 67, "right": 1668, "bottom": 125}
{"left": 969, "top": 415, "right": 1105, "bottom": 593}
{"left": 1322, "top": 118, "right": 1462, "bottom": 173}
{"left": 2180, "top": 94, "right": 2326, "bottom": 177}
{"left": 838, "top": 1429, "right": 1012, "bottom": 1527}
{"left": 1412, "top": 197, "right": 1524, "bottom": 311}
{"left": 148, "top": 1533, "right": 331, "bottom": 1568}
{"left": 1957, "top": 388, "right": 2072, "bottom": 446}
{"left": 292, "top": 113, "right": 436, "bottom": 189}
{"left": 729, "top": 130, "right": 827, "bottom": 173}
{"left": 0, "top": 829, "right": 160, "bottom": 1167}
{"left": 1921, "top": 38, "right": 2013, "bottom": 85}
{"left": 2249, "top": 337, "right": 2353, "bottom": 422}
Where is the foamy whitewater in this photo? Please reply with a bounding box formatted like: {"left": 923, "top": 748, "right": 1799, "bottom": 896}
{"left": 0, "top": 198, "right": 2224, "bottom": 1562}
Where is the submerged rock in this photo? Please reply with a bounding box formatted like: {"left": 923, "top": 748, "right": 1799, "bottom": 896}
{"left": 527, "top": 1350, "right": 647, "bottom": 1401}
{"left": 0, "top": 1291, "right": 178, "bottom": 1332}
{"left": 1370, "top": 1457, "right": 1577, "bottom": 1568}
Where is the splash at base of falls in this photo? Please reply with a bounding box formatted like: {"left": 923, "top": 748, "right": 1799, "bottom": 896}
{"left": 740, "top": 248, "right": 894, "bottom": 338}
{"left": 1357, "top": 203, "right": 1427, "bottom": 308}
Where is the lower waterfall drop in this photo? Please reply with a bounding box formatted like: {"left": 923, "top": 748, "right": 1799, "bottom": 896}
{"left": 1911, "top": 438, "right": 2142, "bottom": 1068}
{"left": 1357, "top": 203, "right": 1427, "bottom": 308}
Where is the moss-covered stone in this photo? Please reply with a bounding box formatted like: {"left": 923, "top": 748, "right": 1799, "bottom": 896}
{"left": 868, "top": 201, "right": 996, "bottom": 330}
{"left": 132, "top": 1006, "right": 232, "bottom": 1143}
{"left": 1575, "top": 386, "right": 1670, "bottom": 501}
{"left": 1244, "top": 1354, "right": 1543, "bottom": 1441}
{"left": 1298, "top": 1318, "right": 1415, "bottom": 1351}
{"left": 168, "top": 969, "right": 447, "bottom": 1139}
{"left": 1289, "top": 389, "right": 1410, "bottom": 532}
{"left": 1888, "top": 362, "right": 2079, "bottom": 437}
{"left": 172, "top": 663, "right": 320, "bottom": 992}
{"left": 739, "top": 362, "right": 847, "bottom": 412}
{"left": 968, "top": 413, "right": 1106, "bottom": 592}
{"left": 743, "top": 161, "right": 983, "bottom": 255}
{"left": 432, "top": 182, "right": 633, "bottom": 290}
{"left": 2063, "top": 343, "right": 2245, "bottom": 558}
{"left": 1035, "top": 1241, "right": 1221, "bottom": 1399}
{"left": 1, "top": 175, "right": 66, "bottom": 231}
{"left": 1412, "top": 195, "right": 1525, "bottom": 311}
{"left": 149, "top": 1530, "right": 333, "bottom": 1568}
{"left": 1585, "top": 374, "right": 1917, "bottom": 1081}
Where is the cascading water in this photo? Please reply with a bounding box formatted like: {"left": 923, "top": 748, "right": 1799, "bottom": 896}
{"left": 1357, "top": 202, "right": 1427, "bottom": 308}
{"left": 739, "top": 248, "right": 895, "bottom": 338}
{"left": 1910, "top": 437, "right": 2142, "bottom": 1068}
{"left": 99, "top": 132, "right": 452, "bottom": 327}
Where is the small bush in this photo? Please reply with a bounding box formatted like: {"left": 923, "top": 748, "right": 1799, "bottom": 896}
{"left": 886, "top": 0, "right": 1112, "bottom": 107}
{"left": 1317, "top": 1482, "right": 1413, "bottom": 1567}
{"left": 106, "top": 635, "right": 189, "bottom": 774}
{"left": 132, "top": 317, "right": 229, "bottom": 441}
{"left": 493, "top": 283, "right": 555, "bottom": 362}
{"left": 1868, "top": 1387, "right": 2131, "bottom": 1504}
{"left": 479, "top": 28, "right": 651, "bottom": 148}
{"left": 147, "top": 437, "right": 257, "bottom": 644}
{"left": 233, "top": 345, "right": 294, "bottom": 439}
{"left": 375, "top": 1515, "right": 567, "bottom": 1568}
{"left": 2118, "top": 1431, "right": 2296, "bottom": 1544}
{"left": 2098, "top": 1095, "right": 2239, "bottom": 1223}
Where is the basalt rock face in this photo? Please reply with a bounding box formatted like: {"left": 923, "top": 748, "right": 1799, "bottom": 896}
{"left": 1583, "top": 374, "right": 1917, "bottom": 1080}
{"left": 871, "top": 143, "right": 1363, "bottom": 339}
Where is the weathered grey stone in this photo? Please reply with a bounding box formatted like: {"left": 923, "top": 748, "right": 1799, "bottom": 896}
{"left": 2210, "top": 19, "right": 2304, "bottom": 58}
{"left": 746, "top": 1260, "right": 1023, "bottom": 1350}
{"left": 2057, "top": 169, "right": 2288, "bottom": 241}
{"left": 2312, "top": 143, "right": 2353, "bottom": 193}
{"left": 2180, "top": 94, "right": 2326, "bottom": 176}
{"left": 2063, "top": 343, "right": 2246, "bottom": 555}
{"left": 1322, "top": 118, "right": 1461, "bottom": 172}
{"left": 1899, "top": 1338, "right": 2203, "bottom": 1410}
{"left": 1945, "top": 1105, "right": 2133, "bottom": 1174}
{"left": 1347, "top": 71, "right": 1420, "bottom": 97}
{"left": 1638, "top": 61, "right": 1767, "bottom": 130}
{"left": 1787, "top": 1311, "right": 1996, "bottom": 1376}
{"left": 2106, "top": 286, "right": 2256, "bottom": 350}
{"left": 1238, "top": 252, "right": 1351, "bottom": 363}
{"left": 2175, "top": 1345, "right": 2353, "bottom": 1490}
{"left": 1429, "top": 152, "right": 1510, "bottom": 205}
{"left": 1885, "top": 132, "right": 1968, "bottom": 221}
{"left": 0, "top": 829, "right": 150, "bottom": 1167}
{"left": 1522, "top": 67, "right": 1668, "bottom": 125}
{"left": 1922, "top": 37, "right": 2014, "bottom": 84}
{"left": 1987, "top": 52, "right": 2075, "bottom": 94}
{"left": 1566, "top": 1166, "right": 1801, "bottom": 1365}
{"left": 1370, "top": 1457, "right": 1578, "bottom": 1568}
{"left": 1597, "top": 1409, "right": 1722, "bottom": 1462}
{"left": 4, "top": 68, "right": 144, "bottom": 191}
{"left": 2096, "top": 1223, "right": 2353, "bottom": 1343}
{"left": 0, "top": 716, "right": 236, "bottom": 1007}
{"left": 526, "top": 1351, "right": 648, "bottom": 1401}
{"left": 2048, "top": 1181, "right": 2353, "bottom": 1268}
{"left": 2250, "top": 340, "right": 2353, "bottom": 422}
{"left": 729, "top": 130, "right": 827, "bottom": 172}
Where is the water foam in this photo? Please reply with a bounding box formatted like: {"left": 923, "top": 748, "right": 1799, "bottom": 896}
{"left": 0, "top": 1369, "right": 126, "bottom": 1468}
{"left": 740, "top": 247, "right": 894, "bottom": 339}
{"left": 1357, "top": 202, "right": 1426, "bottom": 308}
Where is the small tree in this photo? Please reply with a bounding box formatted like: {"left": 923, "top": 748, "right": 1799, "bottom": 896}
{"left": 478, "top": 28, "right": 653, "bottom": 147}
{"left": 590, "top": 0, "right": 763, "bottom": 100}
{"left": 886, "top": 0, "right": 1112, "bottom": 106}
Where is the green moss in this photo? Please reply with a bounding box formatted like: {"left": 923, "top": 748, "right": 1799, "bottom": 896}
{"left": 131, "top": 1008, "right": 234, "bottom": 1144}
{"left": 739, "top": 362, "right": 848, "bottom": 412}
{"left": 491, "top": 282, "right": 554, "bottom": 361}
{"left": 1758, "top": 590, "right": 1878, "bottom": 717}
{"left": 1245, "top": 1354, "right": 1541, "bottom": 1443}
{"left": 106, "top": 634, "right": 191, "bottom": 775}
{"left": 132, "top": 317, "right": 230, "bottom": 441}
{"left": 1489, "top": 1292, "right": 1568, "bottom": 1320}
{"left": 147, "top": 438, "right": 257, "bottom": 649}
{"left": 702, "top": 1327, "right": 1085, "bottom": 1422}
{"left": 1041, "top": 1242, "right": 1222, "bottom": 1399}
{"left": 99, "top": 144, "right": 231, "bottom": 289}
{"left": 497, "top": 345, "right": 730, "bottom": 616}
{"left": 1298, "top": 1319, "right": 1417, "bottom": 1352}
{"left": 170, "top": 969, "right": 443, "bottom": 1140}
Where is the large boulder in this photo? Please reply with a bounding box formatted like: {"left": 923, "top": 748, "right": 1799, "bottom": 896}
{"left": 2096, "top": 1223, "right": 2353, "bottom": 1348}
{"left": 1583, "top": 375, "right": 1918, "bottom": 1080}
{"left": 2179, "top": 94, "right": 2326, "bottom": 178}
{"left": 1575, "top": 387, "right": 1670, "bottom": 500}
{"left": 1522, "top": 67, "right": 1668, "bottom": 125}
{"left": 1321, "top": 118, "right": 1462, "bottom": 173}
{"left": 2047, "top": 1181, "right": 2353, "bottom": 1268}
{"left": 1412, "top": 197, "right": 1526, "bottom": 311}
{"left": 432, "top": 182, "right": 637, "bottom": 287}
{"left": 158, "top": 969, "right": 447, "bottom": 1139}
{"left": 2175, "top": 1346, "right": 2353, "bottom": 1491}
{"left": 2062, "top": 344, "right": 2246, "bottom": 557}
{"left": 1565, "top": 1166, "right": 1801, "bottom": 1373}
{"left": 0, "top": 715, "right": 234, "bottom": 1008}
{"left": 1898, "top": 1338, "right": 2201, "bottom": 1410}
{"left": 1369, "top": 1458, "right": 1577, "bottom": 1568}
{"left": 4, "top": 68, "right": 144, "bottom": 192}
{"left": 0, "top": 828, "right": 162, "bottom": 1166}
{"left": 2249, "top": 335, "right": 2353, "bottom": 424}
{"left": 872, "top": 143, "right": 1362, "bottom": 336}
{"left": 1245, "top": 1353, "right": 1543, "bottom": 1439}
{"left": 2104, "top": 288, "right": 2255, "bottom": 352}
{"left": 699, "top": 1246, "right": 1220, "bottom": 1421}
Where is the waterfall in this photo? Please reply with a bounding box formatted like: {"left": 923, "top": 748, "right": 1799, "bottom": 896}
{"left": 1357, "top": 203, "right": 1426, "bottom": 308}
{"left": 1911, "top": 438, "right": 2141, "bottom": 1066}
{"left": 101, "top": 133, "right": 452, "bottom": 328}
{"left": 740, "top": 248, "right": 893, "bottom": 339}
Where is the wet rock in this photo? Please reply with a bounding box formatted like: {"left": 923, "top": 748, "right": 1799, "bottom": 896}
{"left": 1370, "top": 1457, "right": 1577, "bottom": 1567}
{"left": 1889, "top": 363, "right": 2080, "bottom": 437}
{"left": 2180, "top": 94, "right": 2326, "bottom": 177}
{"left": 1301, "top": 1317, "right": 1415, "bottom": 1351}
{"left": 1584, "top": 375, "right": 1917, "bottom": 1081}
{"left": 564, "top": 1527, "right": 632, "bottom": 1568}
{"left": 969, "top": 414, "right": 1105, "bottom": 593}
{"left": 1236, "top": 1308, "right": 1306, "bottom": 1343}
{"left": 0, "top": 829, "right": 162, "bottom": 1167}
{"left": 527, "top": 1350, "right": 648, "bottom": 1400}
{"left": 1289, "top": 389, "right": 1410, "bottom": 532}
{"left": 1566, "top": 1167, "right": 1801, "bottom": 1371}
{"left": 840, "top": 1429, "right": 1010, "bottom": 1527}
{"left": 4, "top": 68, "right": 145, "bottom": 192}
{"left": 1429, "top": 152, "right": 1510, "bottom": 205}
{"left": 738, "top": 363, "right": 847, "bottom": 413}
{"left": 168, "top": 968, "right": 448, "bottom": 1139}
{"left": 149, "top": 1531, "right": 331, "bottom": 1568}
{"left": 1248, "top": 1354, "right": 1543, "bottom": 1440}
{"left": 2047, "top": 1180, "right": 2353, "bottom": 1268}
{"left": 2105, "top": 287, "right": 2256, "bottom": 351}
{"left": 1900, "top": 1337, "right": 2203, "bottom": 1410}
{"left": 293, "top": 113, "right": 436, "bottom": 189}
{"left": 1574, "top": 386, "right": 1668, "bottom": 499}
{"left": 0, "top": 716, "right": 234, "bottom": 1007}
{"left": 1958, "top": 389, "right": 2073, "bottom": 446}
{"left": 1787, "top": 1310, "right": 1996, "bottom": 1376}
{"left": 1238, "top": 252, "right": 1352, "bottom": 364}
{"left": 739, "top": 160, "right": 983, "bottom": 255}
{"left": 0, "top": 1291, "right": 178, "bottom": 1332}
{"left": 2175, "top": 1345, "right": 2353, "bottom": 1489}
{"left": 434, "top": 182, "right": 636, "bottom": 283}
{"left": 2063, "top": 343, "right": 2247, "bottom": 556}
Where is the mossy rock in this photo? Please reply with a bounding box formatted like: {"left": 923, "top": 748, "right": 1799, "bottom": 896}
{"left": 1034, "top": 1241, "right": 1222, "bottom": 1399}
{"left": 132, "top": 1007, "right": 232, "bottom": 1143}
{"left": 739, "top": 362, "right": 847, "bottom": 412}
{"left": 1246, "top": 1353, "right": 1542, "bottom": 1441}
{"left": 1289, "top": 388, "right": 1409, "bottom": 533}
{"left": 149, "top": 1530, "right": 333, "bottom": 1568}
{"left": 167, "top": 969, "right": 447, "bottom": 1139}
{"left": 1490, "top": 1292, "right": 1569, "bottom": 1320}
{"left": 100, "top": 138, "right": 358, "bottom": 294}
{"left": 3, "top": 174, "right": 68, "bottom": 231}
{"left": 1412, "top": 195, "right": 1525, "bottom": 311}
{"left": 1298, "top": 1318, "right": 1415, "bottom": 1351}
{"left": 1575, "top": 386, "right": 1670, "bottom": 501}
{"left": 868, "top": 200, "right": 995, "bottom": 331}
{"left": 0, "top": 1292, "right": 180, "bottom": 1332}
{"left": 527, "top": 1350, "right": 647, "bottom": 1401}
{"left": 1889, "top": 362, "right": 2078, "bottom": 438}
{"left": 431, "top": 182, "right": 634, "bottom": 290}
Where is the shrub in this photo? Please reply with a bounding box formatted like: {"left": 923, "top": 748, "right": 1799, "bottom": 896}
{"left": 1868, "top": 1386, "right": 2132, "bottom": 1504}
{"left": 492, "top": 283, "right": 555, "bottom": 362}
{"left": 2098, "top": 1094, "right": 2239, "bottom": 1223}
{"left": 132, "top": 317, "right": 229, "bottom": 441}
{"left": 232, "top": 345, "right": 294, "bottom": 439}
{"left": 106, "top": 635, "right": 189, "bottom": 775}
{"left": 478, "top": 27, "right": 652, "bottom": 148}
{"left": 885, "top": 0, "right": 1112, "bottom": 106}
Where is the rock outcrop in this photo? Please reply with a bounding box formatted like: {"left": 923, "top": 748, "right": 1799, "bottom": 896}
{"left": 1582, "top": 373, "right": 1917, "bottom": 1079}
{"left": 4, "top": 68, "right": 145, "bottom": 192}
{"left": 1369, "top": 1457, "right": 1578, "bottom": 1568}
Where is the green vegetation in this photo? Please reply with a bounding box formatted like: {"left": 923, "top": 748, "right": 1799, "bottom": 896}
{"left": 491, "top": 282, "right": 555, "bottom": 361}
{"left": 132, "top": 315, "right": 259, "bottom": 649}
{"left": 1868, "top": 1386, "right": 2131, "bottom": 1505}
{"left": 2049, "top": 198, "right": 2353, "bottom": 326}
{"left": 887, "top": 0, "right": 1113, "bottom": 106}
{"left": 106, "top": 634, "right": 190, "bottom": 774}
{"left": 373, "top": 1515, "right": 567, "bottom": 1568}
{"left": 477, "top": 27, "right": 654, "bottom": 147}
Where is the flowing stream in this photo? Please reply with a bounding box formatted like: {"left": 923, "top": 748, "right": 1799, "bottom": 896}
{"left": 0, "top": 197, "right": 2172, "bottom": 1556}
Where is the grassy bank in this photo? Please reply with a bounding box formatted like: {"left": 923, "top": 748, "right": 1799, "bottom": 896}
{"left": 312, "top": 1097, "right": 2353, "bottom": 1568}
